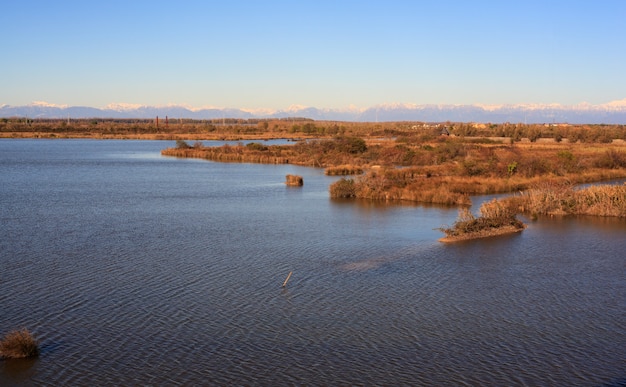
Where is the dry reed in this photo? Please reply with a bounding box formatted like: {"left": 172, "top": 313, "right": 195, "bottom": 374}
{"left": 516, "top": 182, "right": 626, "bottom": 217}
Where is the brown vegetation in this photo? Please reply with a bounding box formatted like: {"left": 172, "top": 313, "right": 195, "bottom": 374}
{"left": 507, "top": 181, "right": 626, "bottom": 218}
{"left": 324, "top": 165, "right": 364, "bottom": 176}
{"left": 285, "top": 174, "right": 303, "bottom": 186}
{"left": 4, "top": 118, "right": 625, "bottom": 143}
{"left": 0, "top": 329, "right": 39, "bottom": 359}
{"left": 329, "top": 178, "right": 357, "bottom": 198}
{"left": 5, "top": 117, "right": 626, "bottom": 210}
{"left": 159, "top": 129, "right": 626, "bottom": 208}
{"left": 439, "top": 199, "right": 526, "bottom": 242}
{"left": 438, "top": 181, "right": 626, "bottom": 241}
{"left": 6, "top": 117, "right": 625, "bottom": 241}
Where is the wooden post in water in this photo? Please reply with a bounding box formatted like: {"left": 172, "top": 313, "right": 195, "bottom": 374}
{"left": 282, "top": 271, "right": 293, "bottom": 288}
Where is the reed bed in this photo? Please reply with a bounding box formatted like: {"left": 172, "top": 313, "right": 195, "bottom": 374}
{"left": 515, "top": 182, "right": 626, "bottom": 217}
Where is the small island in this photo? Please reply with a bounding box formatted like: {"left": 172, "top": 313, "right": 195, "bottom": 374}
{"left": 438, "top": 199, "right": 527, "bottom": 243}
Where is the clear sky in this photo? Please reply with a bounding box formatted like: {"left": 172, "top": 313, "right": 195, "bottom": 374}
{"left": 2, "top": 1, "right": 625, "bottom": 110}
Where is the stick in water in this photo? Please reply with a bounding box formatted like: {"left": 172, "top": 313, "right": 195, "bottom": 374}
{"left": 282, "top": 271, "right": 293, "bottom": 288}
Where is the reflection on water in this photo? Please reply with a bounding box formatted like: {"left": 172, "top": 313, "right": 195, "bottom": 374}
{"left": 0, "top": 358, "right": 38, "bottom": 385}
{"left": 0, "top": 139, "right": 624, "bottom": 386}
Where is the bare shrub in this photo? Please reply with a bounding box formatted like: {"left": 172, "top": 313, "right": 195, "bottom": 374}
{"left": 0, "top": 329, "right": 39, "bottom": 359}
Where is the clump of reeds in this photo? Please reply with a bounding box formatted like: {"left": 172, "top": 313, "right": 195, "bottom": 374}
{"left": 440, "top": 198, "right": 525, "bottom": 238}
{"left": 285, "top": 174, "right": 303, "bottom": 186}
{"left": 0, "top": 328, "right": 40, "bottom": 359}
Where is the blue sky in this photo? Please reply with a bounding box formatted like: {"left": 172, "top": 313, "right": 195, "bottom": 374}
{"left": 2, "top": 1, "right": 625, "bottom": 110}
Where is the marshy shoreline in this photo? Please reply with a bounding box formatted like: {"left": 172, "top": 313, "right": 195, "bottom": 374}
{"left": 4, "top": 118, "right": 626, "bottom": 241}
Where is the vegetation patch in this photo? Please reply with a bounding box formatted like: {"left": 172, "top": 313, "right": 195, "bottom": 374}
{"left": 439, "top": 199, "right": 526, "bottom": 242}
{"left": 325, "top": 165, "right": 364, "bottom": 176}
{"left": 329, "top": 178, "right": 357, "bottom": 198}
{"left": 510, "top": 181, "right": 626, "bottom": 218}
{"left": 0, "top": 329, "right": 40, "bottom": 359}
{"left": 285, "top": 174, "right": 303, "bottom": 186}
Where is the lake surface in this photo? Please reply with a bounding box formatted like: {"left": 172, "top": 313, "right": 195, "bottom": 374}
{"left": 1, "top": 139, "right": 624, "bottom": 386}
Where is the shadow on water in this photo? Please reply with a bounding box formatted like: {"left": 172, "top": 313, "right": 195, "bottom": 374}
{"left": 39, "top": 340, "right": 64, "bottom": 356}
{"left": 604, "top": 378, "right": 626, "bottom": 387}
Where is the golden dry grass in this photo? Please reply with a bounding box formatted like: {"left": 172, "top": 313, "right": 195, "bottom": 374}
{"left": 514, "top": 182, "right": 626, "bottom": 217}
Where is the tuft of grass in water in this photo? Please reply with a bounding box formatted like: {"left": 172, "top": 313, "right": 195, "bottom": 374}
{"left": 0, "top": 328, "right": 40, "bottom": 359}
{"left": 285, "top": 174, "right": 303, "bottom": 186}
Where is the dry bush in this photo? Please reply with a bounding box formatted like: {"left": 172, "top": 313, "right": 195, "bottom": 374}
{"left": 0, "top": 328, "right": 39, "bottom": 359}
{"left": 329, "top": 178, "right": 357, "bottom": 198}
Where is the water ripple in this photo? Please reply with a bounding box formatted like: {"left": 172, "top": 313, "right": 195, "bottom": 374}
{"left": 1, "top": 140, "right": 625, "bottom": 386}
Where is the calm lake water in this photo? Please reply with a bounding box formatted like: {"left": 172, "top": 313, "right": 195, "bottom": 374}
{"left": 1, "top": 139, "right": 624, "bottom": 386}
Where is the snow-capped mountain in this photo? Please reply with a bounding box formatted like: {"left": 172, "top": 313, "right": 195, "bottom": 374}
{"left": 1, "top": 100, "right": 626, "bottom": 124}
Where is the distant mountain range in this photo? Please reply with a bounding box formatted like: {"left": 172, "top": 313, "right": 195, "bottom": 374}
{"left": 2, "top": 100, "right": 626, "bottom": 124}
